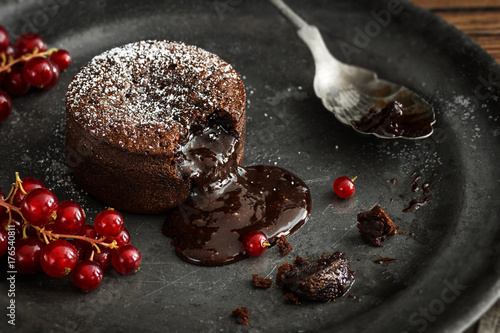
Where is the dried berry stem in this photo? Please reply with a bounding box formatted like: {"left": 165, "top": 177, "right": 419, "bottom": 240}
{"left": 0, "top": 196, "right": 117, "bottom": 250}
{"left": 0, "top": 48, "right": 58, "bottom": 73}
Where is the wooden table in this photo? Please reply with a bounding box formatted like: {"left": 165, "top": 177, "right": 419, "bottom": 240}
{"left": 413, "top": 1, "right": 500, "bottom": 332}
{"left": 414, "top": 0, "right": 500, "bottom": 61}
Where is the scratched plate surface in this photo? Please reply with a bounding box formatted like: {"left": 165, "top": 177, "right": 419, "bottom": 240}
{"left": 1, "top": 1, "right": 500, "bottom": 332}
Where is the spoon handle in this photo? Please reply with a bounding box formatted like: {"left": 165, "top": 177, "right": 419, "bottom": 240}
{"left": 267, "top": 0, "right": 308, "bottom": 30}
{"left": 267, "top": 0, "right": 338, "bottom": 68}
{"left": 268, "top": 0, "right": 342, "bottom": 97}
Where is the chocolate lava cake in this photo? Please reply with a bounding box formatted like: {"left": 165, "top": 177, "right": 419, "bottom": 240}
{"left": 66, "top": 40, "right": 246, "bottom": 214}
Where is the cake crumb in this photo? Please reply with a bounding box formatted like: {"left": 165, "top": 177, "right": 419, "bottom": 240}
{"left": 252, "top": 274, "right": 273, "bottom": 288}
{"left": 374, "top": 257, "right": 398, "bottom": 264}
{"left": 276, "top": 235, "right": 293, "bottom": 256}
{"left": 285, "top": 292, "right": 300, "bottom": 305}
{"left": 231, "top": 307, "right": 250, "bottom": 325}
{"left": 357, "top": 205, "right": 396, "bottom": 247}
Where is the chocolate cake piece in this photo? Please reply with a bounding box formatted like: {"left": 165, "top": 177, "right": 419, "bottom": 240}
{"left": 66, "top": 40, "right": 246, "bottom": 214}
{"left": 276, "top": 253, "right": 354, "bottom": 302}
{"left": 357, "top": 205, "right": 396, "bottom": 247}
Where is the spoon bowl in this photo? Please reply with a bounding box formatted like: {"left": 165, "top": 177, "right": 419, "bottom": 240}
{"left": 269, "top": 0, "right": 436, "bottom": 140}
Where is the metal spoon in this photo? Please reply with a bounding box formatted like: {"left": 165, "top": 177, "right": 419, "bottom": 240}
{"left": 268, "top": 0, "right": 436, "bottom": 140}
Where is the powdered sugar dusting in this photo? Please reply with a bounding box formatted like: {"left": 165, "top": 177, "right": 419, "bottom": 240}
{"left": 66, "top": 40, "right": 244, "bottom": 152}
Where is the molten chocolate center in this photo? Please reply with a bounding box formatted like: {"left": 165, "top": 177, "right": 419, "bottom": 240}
{"left": 163, "top": 126, "right": 311, "bottom": 266}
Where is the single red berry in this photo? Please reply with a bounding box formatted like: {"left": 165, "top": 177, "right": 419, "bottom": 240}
{"left": 0, "top": 90, "right": 12, "bottom": 123}
{"left": 53, "top": 200, "right": 85, "bottom": 235}
{"left": 0, "top": 212, "right": 24, "bottom": 239}
{"left": 72, "top": 225, "right": 98, "bottom": 253}
{"left": 94, "top": 209, "right": 124, "bottom": 238}
{"left": 12, "top": 177, "right": 46, "bottom": 206}
{"left": 22, "top": 57, "right": 54, "bottom": 87}
{"left": 108, "top": 227, "right": 131, "bottom": 249}
{"left": 333, "top": 176, "right": 356, "bottom": 199}
{"left": 69, "top": 240, "right": 85, "bottom": 261}
{"left": 14, "top": 237, "right": 44, "bottom": 274}
{"left": 40, "top": 239, "right": 78, "bottom": 278}
{"left": 112, "top": 245, "right": 141, "bottom": 274}
{"left": 241, "top": 230, "right": 270, "bottom": 257}
{"left": 20, "top": 188, "right": 58, "bottom": 227}
{"left": 0, "top": 45, "right": 14, "bottom": 61}
{"left": 41, "top": 60, "right": 59, "bottom": 89}
{"left": 0, "top": 228, "right": 7, "bottom": 257}
{"left": 4, "top": 66, "right": 30, "bottom": 96}
{"left": 14, "top": 33, "right": 46, "bottom": 58}
{"left": 86, "top": 247, "right": 113, "bottom": 271}
{"left": 71, "top": 260, "right": 104, "bottom": 291}
{"left": 0, "top": 26, "right": 9, "bottom": 51}
{"left": 25, "top": 225, "right": 39, "bottom": 238}
{"left": 49, "top": 49, "right": 71, "bottom": 70}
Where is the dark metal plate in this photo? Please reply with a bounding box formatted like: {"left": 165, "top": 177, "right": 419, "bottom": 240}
{"left": 1, "top": 0, "right": 499, "bottom": 332}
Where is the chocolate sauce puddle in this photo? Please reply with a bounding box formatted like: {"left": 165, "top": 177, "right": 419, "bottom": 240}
{"left": 162, "top": 125, "right": 312, "bottom": 266}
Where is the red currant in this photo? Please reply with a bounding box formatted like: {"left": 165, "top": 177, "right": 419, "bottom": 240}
{"left": 0, "top": 26, "right": 9, "bottom": 51}
{"left": 0, "top": 228, "right": 7, "bottom": 257}
{"left": 20, "top": 188, "right": 58, "bottom": 227}
{"left": 72, "top": 225, "right": 98, "bottom": 253}
{"left": 69, "top": 240, "right": 85, "bottom": 261}
{"left": 241, "top": 230, "right": 270, "bottom": 257}
{"left": 25, "top": 224, "right": 38, "bottom": 238}
{"left": 49, "top": 49, "right": 71, "bottom": 70}
{"left": 0, "top": 45, "right": 14, "bottom": 61}
{"left": 112, "top": 245, "right": 141, "bottom": 274}
{"left": 12, "top": 176, "right": 46, "bottom": 206}
{"left": 108, "top": 227, "right": 131, "bottom": 249}
{"left": 333, "top": 176, "right": 356, "bottom": 199}
{"left": 94, "top": 209, "right": 124, "bottom": 238}
{"left": 0, "top": 90, "right": 12, "bottom": 123}
{"left": 14, "top": 237, "right": 44, "bottom": 274}
{"left": 14, "top": 33, "right": 46, "bottom": 58}
{"left": 41, "top": 60, "right": 59, "bottom": 89}
{"left": 53, "top": 200, "right": 85, "bottom": 235}
{"left": 0, "top": 212, "right": 24, "bottom": 239}
{"left": 4, "top": 66, "right": 30, "bottom": 96}
{"left": 71, "top": 260, "right": 104, "bottom": 291}
{"left": 40, "top": 239, "right": 78, "bottom": 278}
{"left": 86, "top": 248, "right": 113, "bottom": 271}
{"left": 22, "top": 57, "right": 54, "bottom": 87}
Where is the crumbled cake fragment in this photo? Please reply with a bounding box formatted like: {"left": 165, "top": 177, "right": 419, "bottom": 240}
{"left": 276, "top": 235, "right": 293, "bottom": 256}
{"left": 231, "top": 307, "right": 250, "bottom": 325}
{"left": 357, "top": 205, "right": 396, "bottom": 247}
{"left": 252, "top": 274, "right": 273, "bottom": 288}
{"left": 374, "top": 257, "right": 398, "bottom": 264}
{"left": 285, "top": 292, "right": 300, "bottom": 305}
{"left": 276, "top": 253, "right": 354, "bottom": 302}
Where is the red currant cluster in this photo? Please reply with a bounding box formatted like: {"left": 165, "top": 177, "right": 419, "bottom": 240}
{"left": 0, "top": 173, "right": 141, "bottom": 291}
{"left": 0, "top": 26, "right": 72, "bottom": 123}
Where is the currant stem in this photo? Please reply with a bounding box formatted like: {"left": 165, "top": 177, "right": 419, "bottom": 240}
{"left": 15, "top": 172, "right": 28, "bottom": 195}
{"left": 263, "top": 242, "right": 271, "bottom": 247}
{"left": 351, "top": 176, "right": 358, "bottom": 182}
{"left": 0, "top": 198, "right": 118, "bottom": 250}
{"left": 21, "top": 224, "right": 28, "bottom": 239}
{"left": 0, "top": 48, "right": 58, "bottom": 74}
{"left": 30, "top": 224, "right": 119, "bottom": 250}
